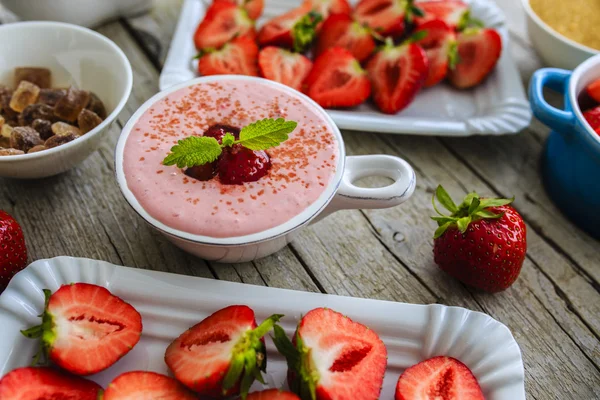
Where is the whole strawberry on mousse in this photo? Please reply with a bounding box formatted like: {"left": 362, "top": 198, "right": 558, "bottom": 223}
{"left": 431, "top": 185, "right": 527, "bottom": 293}
{"left": 0, "top": 210, "right": 27, "bottom": 292}
{"left": 164, "top": 305, "right": 283, "bottom": 399}
{"left": 273, "top": 307, "right": 387, "bottom": 400}
{"left": 103, "top": 371, "right": 197, "bottom": 400}
{"left": 21, "top": 283, "right": 143, "bottom": 375}
{"left": 163, "top": 118, "right": 298, "bottom": 185}
{"left": 395, "top": 356, "right": 484, "bottom": 400}
{"left": 0, "top": 367, "right": 103, "bottom": 400}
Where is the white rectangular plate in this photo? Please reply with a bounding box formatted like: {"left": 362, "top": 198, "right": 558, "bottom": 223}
{"left": 159, "top": 0, "right": 532, "bottom": 136}
{"left": 0, "top": 257, "right": 526, "bottom": 399}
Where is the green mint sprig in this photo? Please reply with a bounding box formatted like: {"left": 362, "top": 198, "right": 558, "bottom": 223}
{"left": 163, "top": 118, "right": 297, "bottom": 169}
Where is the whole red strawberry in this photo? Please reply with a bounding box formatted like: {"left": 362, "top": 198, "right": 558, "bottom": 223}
{"left": 431, "top": 185, "right": 526, "bottom": 292}
{"left": 0, "top": 210, "right": 27, "bottom": 291}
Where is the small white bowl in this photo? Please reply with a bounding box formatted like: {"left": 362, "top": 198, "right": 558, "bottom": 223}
{"left": 522, "top": 0, "right": 599, "bottom": 70}
{"left": 115, "top": 76, "right": 417, "bottom": 263}
{"left": 0, "top": 21, "right": 132, "bottom": 179}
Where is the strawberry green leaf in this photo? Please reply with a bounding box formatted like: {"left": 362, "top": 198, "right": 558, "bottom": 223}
{"left": 477, "top": 197, "right": 514, "bottom": 209}
{"left": 272, "top": 325, "right": 300, "bottom": 367}
{"left": 239, "top": 350, "right": 257, "bottom": 399}
{"left": 222, "top": 132, "right": 236, "bottom": 147}
{"left": 435, "top": 185, "right": 458, "bottom": 213}
{"left": 448, "top": 41, "right": 460, "bottom": 70}
{"left": 468, "top": 197, "right": 480, "bottom": 214}
{"left": 252, "top": 314, "right": 284, "bottom": 338}
{"left": 163, "top": 136, "right": 222, "bottom": 168}
{"left": 238, "top": 118, "right": 298, "bottom": 151}
{"left": 457, "top": 10, "right": 484, "bottom": 32}
{"left": 223, "top": 353, "right": 246, "bottom": 391}
{"left": 475, "top": 210, "right": 504, "bottom": 219}
{"left": 408, "top": 30, "right": 428, "bottom": 43}
{"left": 434, "top": 221, "right": 454, "bottom": 239}
{"left": 456, "top": 216, "right": 471, "bottom": 233}
{"left": 411, "top": 5, "right": 425, "bottom": 17}
{"left": 292, "top": 11, "right": 322, "bottom": 53}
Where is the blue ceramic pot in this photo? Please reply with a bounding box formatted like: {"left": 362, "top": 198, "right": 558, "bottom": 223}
{"left": 529, "top": 56, "right": 600, "bottom": 240}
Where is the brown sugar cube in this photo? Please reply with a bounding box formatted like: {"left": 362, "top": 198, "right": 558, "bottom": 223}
{"left": 0, "top": 148, "right": 24, "bottom": 156}
{"left": 28, "top": 145, "right": 46, "bottom": 153}
{"left": 19, "top": 103, "right": 55, "bottom": 126}
{"left": 38, "top": 88, "right": 66, "bottom": 107}
{"left": 45, "top": 133, "right": 77, "bottom": 149}
{"left": 0, "top": 90, "right": 18, "bottom": 124}
{"left": 31, "top": 119, "right": 53, "bottom": 140}
{"left": 14, "top": 67, "right": 51, "bottom": 89}
{"left": 54, "top": 86, "right": 90, "bottom": 122}
{"left": 86, "top": 92, "right": 107, "bottom": 119}
{"left": 0, "top": 122, "right": 10, "bottom": 148}
{"left": 51, "top": 121, "right": 81, "bottom": 137}
{"left": 77, "top": 109, "right": 102, "bottom": 134}
{"left": 0, "top": 115, "right": 4, "bottom": 128}
{"left": 10, "top": 126, "right": 43, "bottom": 152}
{"left": 9, "top": 81, "right": 40, "bottom": 113}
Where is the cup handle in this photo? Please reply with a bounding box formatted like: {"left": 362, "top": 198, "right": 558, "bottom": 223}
{"left": 313, "top": 155, "right": 416, "bottom": 222}
{"left": 529, "top": 68, "right": 577, "bottom": 135}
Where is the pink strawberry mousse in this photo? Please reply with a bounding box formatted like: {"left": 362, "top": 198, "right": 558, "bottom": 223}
{"left": 123, "top": 80, "right": 339, "bottom": 238}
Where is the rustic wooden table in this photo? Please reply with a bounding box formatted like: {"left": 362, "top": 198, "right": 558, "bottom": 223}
{"left": 1, "top": 1, "right": 599, "bottom": 398}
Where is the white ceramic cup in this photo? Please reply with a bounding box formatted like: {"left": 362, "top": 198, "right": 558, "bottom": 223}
{"left": 522, "top": 0, "right": 598, "bottom": 70}
{"left": 0, "top": 21, "right": 132, "bottom": 179}
{"left": 115, "top": 76, "right": 416, "bottom": 263}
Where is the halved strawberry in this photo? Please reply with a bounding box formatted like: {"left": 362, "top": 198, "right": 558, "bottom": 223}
{"left": 198, "top": 36, "right": 259, "bottom": 77}
{"left": 304, "top": 47, "right": 371, "bottom": 108}
{"left": 414, "top": 0, "right": 469, "bottom": 29}
{"left": 221, "top": 0, "right": 265, "bottom": 20}
{"left": 586, "top": 78, "right": 600, "bottom": 103}
{"left": 273, "top": 308, "right": 387, "bottom": 400}
{"left": 366, "top": 39, "right": 428, "bottom": 114}
{"left": 21, "top": 283, "right": 142, "bottom": 376}
{"left": 447, "top": 28, "right": 502, "bottom": 89}
{"left": 584, "top": 106, "right": 600, "bottom": 132}
{"left": 315, "top": 13, "right": 376, "bottom": 62}
{"left": 165, "top": 305, "right": 282, "bottom": 399}
{"left": 354, "top": 0, "right": 421, "bottom": 37}
{"left": 258, "top": 3, "right": 317, "bottom": 49}
{"left": 259, "top": 47, "right": 313, "bottom": 91}
{"left": 305, "top": 0, "right": 352, "bottom": 18}
{"left": 395, "top": 356, "right": 484, "bottom": 400}
{"left": 0, "top": 367, "right": 102, "bottom": 400}
{"left": 103, "top": 371, "right": 196, "bottom": 400}
{"left": 414, "top": 20, "right": 457, "bottom": 87}
{"left": 247, "top": 389, "right": 301, "bottom": 400}
{"left": 194, "top": 1, "right": 255, "bottom": 50}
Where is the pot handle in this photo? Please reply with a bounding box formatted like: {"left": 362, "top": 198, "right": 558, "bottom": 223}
{"left": 313, "top": 155, "right": 416, "bottom": 222}
{"left": 529, "top": 68, "right": 577, "bottom": 135}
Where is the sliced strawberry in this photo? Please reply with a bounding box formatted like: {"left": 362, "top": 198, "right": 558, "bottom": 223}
{"left": 0, "top": 367, "right": 102, "bottom": 399}
{"left": 274, "top": 308, "right": 387, "bottom": 400}
{"left": 305, "top": 47, "right": 371, "bottom": 108}
{"left": 586, "top": 78, "right": 600, "bottom": 103}
{"left": 447, "top": 28, "right": 502, "bottom": 89}
{"left": 21, "top": 283, "right": 143, "bottom": 375}
{"left": 165, "top": 305, "right": 282, "bottom": 398}
{"left": 220, "top": 0, "right": 264, "bottom": 20}
{"left": 259, "top": 47, "right": 313, "bottom": 91}
{"left": 414, "top": 0, "right": 469, "bottom": 29}
{"left": 366, "top": 39, "right": 428, "bottom": 114}
{"left": 103, "top": 371, "right": 196, "bottom": 400}
{"left": 247, "top": 389, "right": 301, "bottom": 400}
{"left": 584, "top": 106, "right": 600, "bottom": 131}
{"left": 354, "top": 0, "right": 419, "bottom": 37}
{"left": 258, "top": 3, "right": 315, "bottom": 49}
{"left": 305, "top": 0, "right": 352, "bottom": 18}
{"left": 395, "top": 356, "right": 484, "bottom": 400}
{"left": 316, "top": 13, "right": 376, "bottom": 62}
{"left": 194, "top": 1, "right": 255, "bottom": 50}
{"left": 198, "top": 36, "right": 259, "bottom": 77}
{"left": 414, "top": 19, "right": 457, "bottom": 87}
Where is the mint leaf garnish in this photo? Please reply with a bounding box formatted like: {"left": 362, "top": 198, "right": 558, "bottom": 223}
{"left": 162, "top": 118, "right": 297, "bottom": 169}
{"left": 238, "top": 118, "right": 297, "bottom": 151}
{"left": 163, "top": 136, "right": 222, "bottom": 168}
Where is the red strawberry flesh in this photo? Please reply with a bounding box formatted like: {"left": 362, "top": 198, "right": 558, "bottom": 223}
{"left": 395, "top": 356, "right": 484, "bottom": 400}
{"left": 354, "top": 0, "right": 408, "bottom": 37}
{"left": 194, "top": 1, "right": 255, "bottom": 50}
{"left": 586, "top": 78, "right": 600, "bottom": 103}
{"left": 583, "top": 106, "right": 600, "bottom": 132}
{"left": 415, "top": 19, "right": 456, "bottom": 87}
{"left": 415, "top": 0, "right": 470, "bottom": 29}
{"left": 103, "top": 371, "right": 197, "bottom": 400}
{"left": 258, "top": 47, "right": 313, "bottom": 91}
{"left": 258, "top": 3, "right": 313, "bottom": 48}
{"left": 0, "top": 367, "right": 102, "bottom": 400}
{"left": 448, "top": 28, "right": 502, "bottom": 89}
{"left": 316, "top": 13, "right": 376, "bottom": 62}
{"left": 21, "top": 283, "right": 143, "bottom": 375}
{"left": 0, "top": 210, "right": 27, "bottom": 292}
{"left": 247, "top": 389, "right": 301, "bottom": 400}
{"left": 198, "top": 36, "right": 259, "bottom": 77}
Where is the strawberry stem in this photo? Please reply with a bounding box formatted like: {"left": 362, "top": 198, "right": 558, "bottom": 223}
{"left": 431, "top": 185, "right": 514, "bottom": 239}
